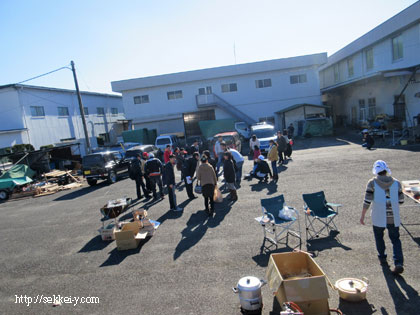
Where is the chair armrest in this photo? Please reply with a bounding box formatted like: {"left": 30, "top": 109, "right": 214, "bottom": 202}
{"left": 327, "top": 203, "right": 341, "bottom": 213}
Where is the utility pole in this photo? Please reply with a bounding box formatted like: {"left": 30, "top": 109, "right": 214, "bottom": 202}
{"left": 71, "top": 60, "right": 91, "bottom": 155}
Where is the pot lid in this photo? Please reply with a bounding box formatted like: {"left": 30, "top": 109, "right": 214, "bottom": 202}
{"left": 335, "top": 278, "right": 368, "bottom": 294}
{"left": 237, "top": 276, "right": 262, "bottom": 291}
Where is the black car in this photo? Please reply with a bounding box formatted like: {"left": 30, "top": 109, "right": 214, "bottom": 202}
{"left": 186, "top": 135, "right": 208, "bottom": 154}
{"left": 82, "top": 151, "right": 130, "bottom": 186}
{"left": 124, "top": 145, "right": 158, "bottom": 161}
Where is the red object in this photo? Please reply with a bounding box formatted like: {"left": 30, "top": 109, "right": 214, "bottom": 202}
{"left": 253, "top": 149, "right": 261, "bottom": 160}
{"left": 143, "top": 152, "right": 149, "bottom": 158}
{"left": 289, "top": 139, "right": 294, "bottom": 146}
{"left": 164, "top": 150, "right": 172, "bottom": 163}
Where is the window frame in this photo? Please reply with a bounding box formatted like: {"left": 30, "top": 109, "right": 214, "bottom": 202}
{"left": 57, "top": 106, "right": 69, "bottom": 117}
{"left": 347, "top": 58, "right": 354, "bottom": 77}
{"left": 255, "top": 78, "right": 272, "bottom": 89}
{"left": 221, "top": 83, "right": 238, "bottom": 93}
{"left": 290, "top": 74, "right": 307, "bottom": 84}
{"left": 97, "top": 107, "right": 105, "bottom": 116}
{"left": 358, "top": 99, "right": 366, "bottom": 121}
{"left": 111, "top": 108, "right": 118, "bottom": 116}
{"left": 30, "top": 106, "right": 45, "bottom": 117}
{"left": 167, "top": 90, "right": 183, "bottom": 100}
{"left": 365, "top": 48, "right": 374, "bottom": 70}
{"left": 134, "top": 95, "right": 150, "bottom": 104}
{"left": 392, "top": 35, "right": 403, "bottom": 61}
{"left": 83, "top": 107, "right": 89, "bottom": 116}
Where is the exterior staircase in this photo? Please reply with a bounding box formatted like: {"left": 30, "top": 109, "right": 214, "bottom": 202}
{"left": 195, "top": 93, "right": 256, "bottom": 126}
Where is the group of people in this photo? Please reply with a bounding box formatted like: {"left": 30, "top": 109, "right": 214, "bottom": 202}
{"left": 129, "top": 138, "right": 245, "bottom": 216}
{"left": 247, "top": 127, "right": 294, "bottom": 182}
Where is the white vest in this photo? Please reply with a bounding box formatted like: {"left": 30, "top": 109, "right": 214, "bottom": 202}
{"left": 371, "top": 181, "right": 400, "bottom": 228}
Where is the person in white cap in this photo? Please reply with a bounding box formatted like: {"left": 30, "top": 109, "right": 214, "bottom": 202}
{"left": 249, "top": 155, "right": 273, "bottom": 183}
{"left": 360, "top": 160, "right": 405, "bottom": 274}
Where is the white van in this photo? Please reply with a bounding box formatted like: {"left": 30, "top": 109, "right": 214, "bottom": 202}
{"left": 155, "top": 135, "right": 180, "bottom": 151}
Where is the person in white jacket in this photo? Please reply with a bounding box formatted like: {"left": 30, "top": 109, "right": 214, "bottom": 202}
{"left": 249, "top": 135, "right": 260, "bottom": 157}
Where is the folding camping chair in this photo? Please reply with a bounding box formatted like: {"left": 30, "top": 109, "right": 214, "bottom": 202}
{"left": 302, "top": 191, "right": 341, "bottom": 241}
{"left": 255, "top": 195, "right": 301, "bottom": 250}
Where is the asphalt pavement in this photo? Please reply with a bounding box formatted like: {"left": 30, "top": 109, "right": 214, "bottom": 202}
{"left": 1, "top": 134, "right": 420, "bottom": 315}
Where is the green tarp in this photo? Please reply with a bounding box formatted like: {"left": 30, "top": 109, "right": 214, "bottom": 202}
{"left": 199, "top": 119, "right": 236, "bottom": 139}
{"left": 0, "top": 164, "right": 35, "bottom": 179}
{"left": 0, "top": 164, "right": 35, "bottom": 191}
{"left": 302, "top": 119, "right": 333, "bottom": 137}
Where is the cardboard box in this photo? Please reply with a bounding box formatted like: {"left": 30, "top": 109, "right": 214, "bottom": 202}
{"left": 98, "top": 224, "right": 116, "bottom": 241}
{"left": 266, "top": 252, "right": 330, "bottom": 315}
{"left": 132, "top": 210, "right": 148, "bottom": 221}
{"left": 115, "top": 222, "right": 147, "bottom": 251}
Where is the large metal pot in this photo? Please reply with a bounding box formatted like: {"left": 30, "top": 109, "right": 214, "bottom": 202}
{"left": 335, "top": 277, "right": 369, "bottom": 302}
{"left": 233, "top": 276, "right": 266, "bottom": 311}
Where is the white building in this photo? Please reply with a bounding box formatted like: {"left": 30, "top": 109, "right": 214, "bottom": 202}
{"left": 111, "top": 53, "right": 327, "bottom": 136}
{"left": 0, "top": 84, "right": 126, "bottom": 156}
{"left": 319, "top": 1, "right": 420, "bottom": 127}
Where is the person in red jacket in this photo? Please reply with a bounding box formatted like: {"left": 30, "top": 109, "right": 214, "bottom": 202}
{"left": 163, "top": 144, "right": 173, "bottom": 164}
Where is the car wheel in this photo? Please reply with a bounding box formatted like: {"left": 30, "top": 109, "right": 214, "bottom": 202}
{"left": 107, "top": 171, "right": 117, "bottom": 184}
{"left": 87, "top": 179, "right": 97, "bottom": 186}
{"left": 0, "top": 190, "right": 9, "bottom": 201}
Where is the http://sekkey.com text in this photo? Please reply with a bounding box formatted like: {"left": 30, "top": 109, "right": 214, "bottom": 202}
{"left": 15, "top": 294, "right": 100, "bottom": 306}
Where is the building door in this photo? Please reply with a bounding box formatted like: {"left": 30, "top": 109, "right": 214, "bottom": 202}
{"left": 198, "top": 86, "right": 212, "bottom": 95}
{"left": 183, "top": 109, "right": 215, "bottom": 137}
{"left": 394, "top": 95, "right": 406, "bottom": 121}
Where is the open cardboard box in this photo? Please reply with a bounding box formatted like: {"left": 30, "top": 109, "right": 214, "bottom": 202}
{"left": 115, "top": 222, "right": 147, "bottom": 251}
{"left": 98, "top": 223, "right": 116, "bottom": 241}
{"left": 266, "top": 252, "right": 330, "bottom": 315}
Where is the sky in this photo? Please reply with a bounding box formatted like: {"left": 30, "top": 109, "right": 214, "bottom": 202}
{"left": 0, "top": 0, "right": 418, "bottom": 94}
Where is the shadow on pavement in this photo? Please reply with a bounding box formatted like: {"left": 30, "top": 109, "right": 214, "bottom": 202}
{"left": 100, "top": 237, "right": 151, "bottom": 267}
{"left": 380, "top": 264, "right": 420, "bottom": 314}
{"left": 78, "top": 235, "right": 113, "bottom": 253}
{"left": 338, "top": 299, "right": 377, "bottom": 315}
{"left": 400, "top": 223, "right": 420, "bottom": 247}
{"left": 292, "top": 136, "right": 351, "bottom": 151}
{"left": 306, "top": 235, "right": 352, "bottom": 254}
{"left": 173, "top": 197, "right": 234, "bottom": 260}
{"left": 53, "top": 183, "right": 105, "bottom": 201}
{"left": 250, "top": 181, "right": 278, "bottom": 195}
{"left": 252, "top": 246, "right": 293, "bottom": 268}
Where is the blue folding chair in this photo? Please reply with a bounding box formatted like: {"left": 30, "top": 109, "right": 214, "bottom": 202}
{"left": 302, "top": 191, "right": 341, "bottom": 241}
{"left": 255, "top": 195, "right": 301, "bottom": 249}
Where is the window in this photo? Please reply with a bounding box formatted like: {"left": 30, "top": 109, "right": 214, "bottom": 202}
{"left": 366, "top": 48, "right": 374, "bottom": 70}
{"left": 134, "top": 95, "right": 149, "bottom": 104}
{"left": 368, "top": 98, "right": 376, "bottom": 120}
{"left": 255, "top": 78, "right": 272, "bottom": 88}
{"left": 167, "top": 90, "right": 183, "bottom": 100}
{"left": 97, "top": 107, "right": 105, "bottom": 116}
{"left": 392, "top": 35, "right": 403, "bottom": 61}
{"left": 347, "top": 58, "right": 354, "bottom": 77}
{"left": 83, "top": 107, "right": 89, "bottom": 115}
{"left": 290, "top": 74, "right": 307, "bottom": 84}
{"left": 333, "top": 64, "right": 340, "bottom": 82}
{"left": 57, "top": 107, "right": 69, "bottom": 116}
{"left": 111, "top": 108, "right": 118, "bottom": 116}
{"left": 221, "top": 83, "right": 237, "bottom": 93}
{"left": 30, "top": 106, "right": 45, "bottom": 117}
{"left": 359, "top": 99, "right": 366, "bottom": 121}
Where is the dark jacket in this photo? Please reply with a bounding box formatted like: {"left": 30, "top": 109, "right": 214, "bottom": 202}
{"left": 277, "top": 136, "right": 287, "bottom": 152}
{"left": 145, "top": 158, "right": 163, "bottom": 176}
{"left": 208, "top": 157, "right": 217, "bottom": 173}
{"left": 129, "top": 159, "right": 143, "bottom": 179}
{"left": 182, "top": 157, "right": 198, "bottom": 177}
{"left": 255, "top": 160, "right": 272, "bottom": 177}
{"left": 190, "top": 145, "right": 199, "bottom": 155}
{"left": 223, "top": 159, "right": 236, "bottom": 183}
{"left": 163, "top": 162, "right": 175, "bottom": 186}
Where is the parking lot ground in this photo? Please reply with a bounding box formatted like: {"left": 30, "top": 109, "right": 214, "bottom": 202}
{"left": 1, "top": 135, "right": 420, "bottom": 315}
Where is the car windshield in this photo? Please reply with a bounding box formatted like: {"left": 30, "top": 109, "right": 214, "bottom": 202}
{"left": 82, "top": 154, "right": 104, "bottom": 166}
{"left": 252, "top": 129, "right": 276, "bottom": 139}
{"left": 125, "top": 150, "right": 141, "bottom": 158}
{"left": 157, "top": 138, "right": 170, "bottom": 145}
{"left": 213, "top": 136, "right": 234, "bottom": 145}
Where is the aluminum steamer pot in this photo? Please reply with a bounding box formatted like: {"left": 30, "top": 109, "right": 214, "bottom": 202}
{"left": 233, "top": 276, "right": 267, "bottom": 311}
{"left": 335, "top": 277, "right": 369, "bottom": 302}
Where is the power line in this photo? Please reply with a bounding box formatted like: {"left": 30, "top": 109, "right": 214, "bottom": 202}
{"left": 16, "top": 65, "right": 71, "bottom": 85}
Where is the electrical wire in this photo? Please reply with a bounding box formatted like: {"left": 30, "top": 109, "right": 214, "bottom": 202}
{"left": 15, "top": 65, "right": 71, "bottom": 85}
